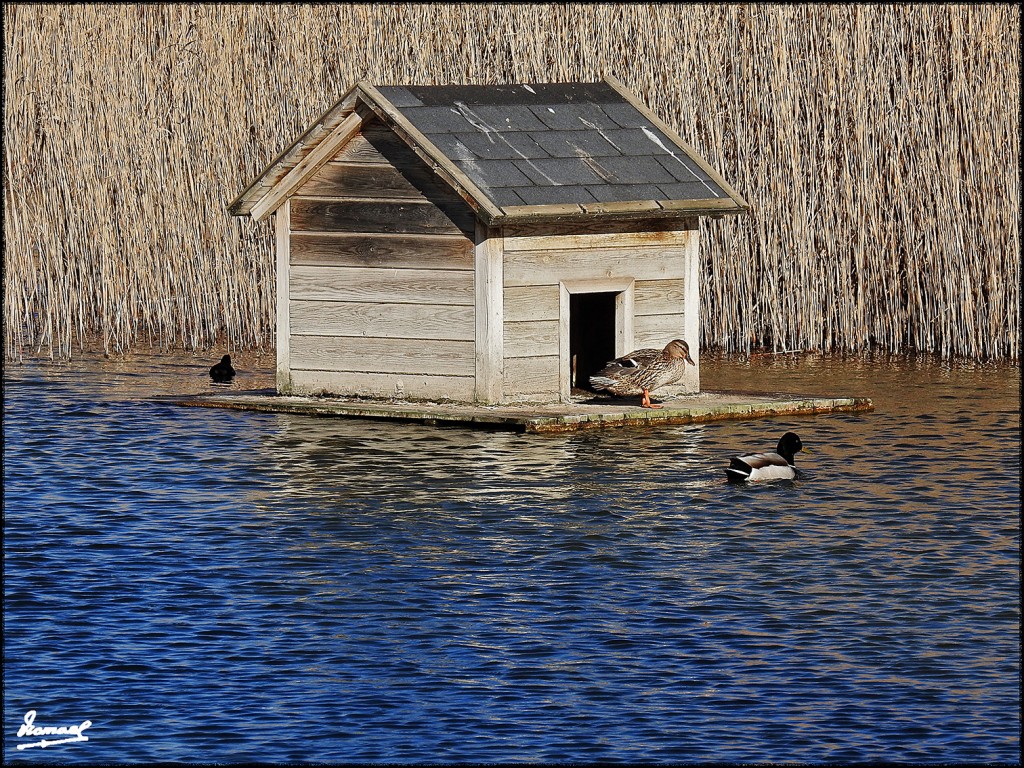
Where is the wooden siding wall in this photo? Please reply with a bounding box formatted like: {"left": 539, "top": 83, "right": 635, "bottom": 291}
{"left": 286, "top": 120, "right": 477, "bottom": 399}
{"left": 502, "top": 220, "right": 700, "bottom": 402}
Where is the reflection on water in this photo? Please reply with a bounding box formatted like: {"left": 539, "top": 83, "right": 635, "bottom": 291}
{"left": 3, "top": 351, "right": 1019, "bottom": 763}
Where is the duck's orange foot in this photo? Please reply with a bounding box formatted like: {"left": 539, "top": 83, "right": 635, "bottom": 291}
{"left": 641, "top": 389, "right": 663, "bottom": 409}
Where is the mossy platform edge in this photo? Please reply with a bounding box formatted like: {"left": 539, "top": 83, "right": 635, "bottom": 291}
{"left": 166, "top": 390, "right": 874, "bottom": 433}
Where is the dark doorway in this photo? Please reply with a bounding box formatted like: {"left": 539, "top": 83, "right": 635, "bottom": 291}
{"left": 569, "top": 292, "right": 617, "bottom": 394}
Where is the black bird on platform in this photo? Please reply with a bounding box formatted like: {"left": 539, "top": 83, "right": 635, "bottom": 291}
{"left": 209, "top": 354, "right": 236, "bottom": 383}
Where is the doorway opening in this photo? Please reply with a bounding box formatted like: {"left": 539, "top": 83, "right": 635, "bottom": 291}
{"left": 569, "top": 292, "right": 618, "bottom": 394}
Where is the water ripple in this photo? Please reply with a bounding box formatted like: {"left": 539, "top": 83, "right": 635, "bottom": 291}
{"left": 3, "top": 354, "right": 1019, "bottom": 763}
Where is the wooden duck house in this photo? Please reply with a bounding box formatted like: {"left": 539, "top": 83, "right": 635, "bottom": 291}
{"left": 229, "top": 77, "right": 748, "bottom": 404}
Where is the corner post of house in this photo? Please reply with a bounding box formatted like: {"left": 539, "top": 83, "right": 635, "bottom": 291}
{"left": 558, "top": 282, "right": 572, "bottom": 402}
{"left": 684, "top": 217, "right": 700, "bottom": 391}
{"left": 475, "top": 221, "right": 503, "bottom": 404}
{"left": 275, "top": 200, "right": 291, "bottom": 394}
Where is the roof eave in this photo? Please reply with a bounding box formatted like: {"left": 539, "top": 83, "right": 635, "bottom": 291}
{"left": 228, "top": 81, "right": 365, "bottom": 218}
{"left": 494, "top": 198, "right": 746, "bottom": 225}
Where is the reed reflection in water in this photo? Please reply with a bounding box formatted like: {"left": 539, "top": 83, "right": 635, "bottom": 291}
{"left": 3, "top": 352, "right": 1019, "bottom": 763}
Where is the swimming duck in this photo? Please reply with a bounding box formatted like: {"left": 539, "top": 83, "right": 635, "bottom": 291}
{"left": 724, "top": 432, "right": 805, "bottom": 482}
{"left": 589, "top": 339, "right": 695, "bottom": 408}
{"left": 209, "top": 354, "right": 235, "bottom": 383}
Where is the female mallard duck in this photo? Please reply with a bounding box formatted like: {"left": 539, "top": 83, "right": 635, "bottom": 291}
{"left": 209, "top": 354, "right": 236, "bottom": 383}
{"left": 724, "top": 432, "right": 805, "bottom": 482}
{"left": 589, "top": 339, "right": 695, "bottom": 408}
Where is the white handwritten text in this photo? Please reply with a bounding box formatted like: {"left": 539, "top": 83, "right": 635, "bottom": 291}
{"left": 16, "top": 710, "right": 91, "bottom": 750}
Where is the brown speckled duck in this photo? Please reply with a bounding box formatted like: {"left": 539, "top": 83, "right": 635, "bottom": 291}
{"left": 589, "top": 339, "right": 695, "bottom": 408}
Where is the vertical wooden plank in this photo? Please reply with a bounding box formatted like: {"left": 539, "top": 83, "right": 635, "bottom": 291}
{"left": 475, "top": 221, "right": 503, "bottom": 403}
{"left": 683, "top": 225, "right": 701, "bottom": 392}
{"left": 276, "top": 200, "right": 291, "bottom": 393}
{"left": 558, "top": 282, "right": 571, "bottom": 401}
{"left": 615, "top": 282, "right": 635, "bottom": 357}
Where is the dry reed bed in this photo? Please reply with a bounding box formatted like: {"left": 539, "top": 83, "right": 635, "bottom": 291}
{"left": 3, "top": 4, "right": 1019, "bottom": 360}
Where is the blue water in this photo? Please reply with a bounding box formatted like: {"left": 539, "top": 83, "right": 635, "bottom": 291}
{"left": 3, "top": 353, "right": 1020, "bottom": 763}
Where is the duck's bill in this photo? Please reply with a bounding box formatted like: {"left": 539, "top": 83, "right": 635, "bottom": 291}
{"left": 686, "top": 355, "right": 696, "bottom": 365}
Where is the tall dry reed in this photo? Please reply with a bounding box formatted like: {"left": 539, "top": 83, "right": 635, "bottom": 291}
{"left": 3, "top": 4, "right": 1019, "bottom": 360}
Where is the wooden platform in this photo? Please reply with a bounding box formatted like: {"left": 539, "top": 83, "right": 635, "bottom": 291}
{"left": 169, "top": 390, "right": 873, "bottom": 433}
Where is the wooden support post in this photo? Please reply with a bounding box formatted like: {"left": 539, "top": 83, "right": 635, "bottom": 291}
{"left": 682, "top": 220, "right": 700, "bottom": 393}
{"left": 475, "top": 221, "right": 503, "bottom": 404}
{"left": 275, "top": 200, "right": 291, "bottom": 394}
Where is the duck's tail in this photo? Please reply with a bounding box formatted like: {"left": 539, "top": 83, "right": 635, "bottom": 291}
{"left": 724, "top": 458, "right": 752, "bottom": 483}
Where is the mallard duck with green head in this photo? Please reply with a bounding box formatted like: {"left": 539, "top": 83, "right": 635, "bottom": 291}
{"left": 724, "top": 432, "right": 807, "bottom": 482}
{"left": 589, "top": 339, "right": 695, "bottom": 408}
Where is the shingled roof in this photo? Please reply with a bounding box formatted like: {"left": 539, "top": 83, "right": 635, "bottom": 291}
{"left": 229, "top": 76, "right": 748, "bottom": 224}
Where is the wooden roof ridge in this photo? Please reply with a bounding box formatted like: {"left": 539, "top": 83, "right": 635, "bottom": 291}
{"left": 228, "top": 77, "right": 749, "bottom": 224}
{"left": 228, "top": 81, "right": 362, "bottom": 219}
{"left": 355, "top": 81, "right": 502, "bottom": 224}
{"left": 228, "top": 80, "right": 500, "bottom": 223}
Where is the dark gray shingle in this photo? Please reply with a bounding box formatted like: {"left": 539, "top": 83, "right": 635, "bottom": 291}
{"left": 657, "top": 181, "right": 724, "bottom": 200}
{"left": 400, "top": 105, "right": 469, "bottom": 134}
{"left": 461, "top": 159, "right": 533, "bottom": 189}
{"left": 509, "top": 185, "right": 599, "bottom": 205}
{"left": 599, "top": 102, "right": 654, "bottom": 129}
{"left": 597, "top": 128, "right": 675, "bottom": 156}
{"left": 451, "top": 131, "right": 550, "bottom": 161}
{"left": 586, "top": 184, "right": 667, "bottom": 203}
{"left": 530, "top": 130, "right": 621, "bottom": 159}
{"left": 378, "top": 86, "right": 424, "bottom": 108}
{"left": 527, "top": 103, "right": 620, "bottom": 131}
{"left": 390, "top": 82, "right": 619, "bottom": 107}
{"left": 512, "top": 158, "right": 605, "bottom": 186}
{"left": 584, "top": 155, "right": 677, "bottom": 185}
{"left": 486, "top": 188, "right": 529, "bottom": 207}
{"left": 378, "top": 81, "right": 735, "bottom": 210}
{"left": 454, "top": 104, "right": 549, "bottom": 132}
{"left": 654, "top": 153, "right": 715, "bottom": 184}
